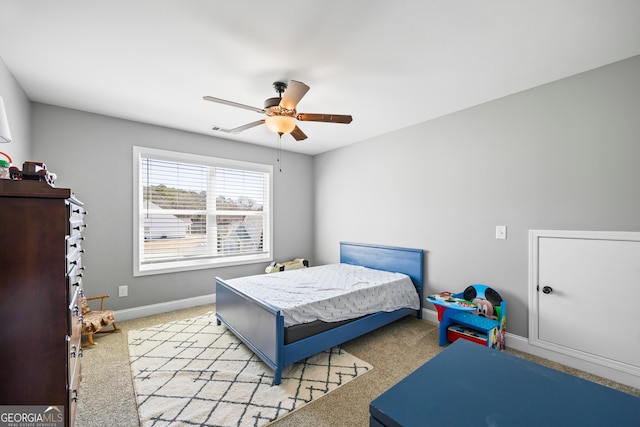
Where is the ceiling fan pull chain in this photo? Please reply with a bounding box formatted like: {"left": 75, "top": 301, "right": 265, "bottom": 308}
{"left": 277, "top": 134, "right": 283, "bottom": 172}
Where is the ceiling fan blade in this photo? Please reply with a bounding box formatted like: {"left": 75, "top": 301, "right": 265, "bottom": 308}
{"left": 203, "top": 96, "right": 265, "bottom": 114}
{"left": 280, "top": 80, "right": 310, "bottom": 110}
{"left": 212, "top": 119, "right": 265, "bottom": 134}
{"left": 296, "top": 113, "right": 353, "bottom": 124}
{"left": 290, "top": 126, "right": 308, "bottom": 141}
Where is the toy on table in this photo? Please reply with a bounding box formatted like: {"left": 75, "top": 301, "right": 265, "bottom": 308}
{"left": 427, "top": 292, "right": 476, "bottom": 313}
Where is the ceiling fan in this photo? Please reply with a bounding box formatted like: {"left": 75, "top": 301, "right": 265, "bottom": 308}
{"left": 203, "top": 80, "right": 352, "bottom": 141}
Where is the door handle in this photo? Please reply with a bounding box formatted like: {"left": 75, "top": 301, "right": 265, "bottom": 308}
{"left": 542, "top": 286, "right": 553, "bottom": 294}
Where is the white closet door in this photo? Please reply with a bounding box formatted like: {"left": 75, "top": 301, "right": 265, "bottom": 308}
{"left": 536, "top": 234, "right": 640, "bottom": 369}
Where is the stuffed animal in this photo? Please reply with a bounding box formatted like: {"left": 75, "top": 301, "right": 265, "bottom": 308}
{"left": 265, "top": 258, "right": 309, "bottom": 273}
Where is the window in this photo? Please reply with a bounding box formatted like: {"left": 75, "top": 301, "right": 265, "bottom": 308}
{"left": 133, "top": 146, "right": 272, "bottom": 276}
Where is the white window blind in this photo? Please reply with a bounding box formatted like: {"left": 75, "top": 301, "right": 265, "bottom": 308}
{"left": 133, "top": 146, "right": 272, "bottom": 276}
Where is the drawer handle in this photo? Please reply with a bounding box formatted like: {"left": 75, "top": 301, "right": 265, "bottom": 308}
{"left": 70, "top": 345, "right": 83, "bottom": 358}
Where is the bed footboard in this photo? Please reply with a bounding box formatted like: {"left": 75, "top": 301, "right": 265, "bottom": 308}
{"left": 215, "top": 277, "right": 285, "bottom": 383}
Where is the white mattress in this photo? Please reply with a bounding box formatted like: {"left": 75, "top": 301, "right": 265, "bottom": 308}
{"left": 225, "top": 263, "right": 420, "bottom": 327}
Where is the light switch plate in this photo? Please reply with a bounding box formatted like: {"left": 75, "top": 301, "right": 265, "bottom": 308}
{"left": 496, "top": 225, "right": 507, "bottom": 240}
{"left": 119, "top": 285, "right": 128, "bottom": 297}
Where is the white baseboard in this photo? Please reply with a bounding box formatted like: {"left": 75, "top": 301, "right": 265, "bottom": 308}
{"left": 422, "top": 307, "right": 439, "bottom": 324}
{"left": 422, "top": 308, "right": 640, "bottom": 390}
{"left": 114, "top": 294, "right": 216, "bottom": 322}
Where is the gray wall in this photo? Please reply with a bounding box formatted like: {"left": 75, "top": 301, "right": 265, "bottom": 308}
{"left": 0, "top": 57, "right": 31, "bottom": 165}
{"left": 31, "top": 105, "right": 315, "bottom": 310}
{"left": 314, "top": 55, "right": 640, "bottom": 338}
{"left": 8, "top": 52, "right": 640, "bottom": 337}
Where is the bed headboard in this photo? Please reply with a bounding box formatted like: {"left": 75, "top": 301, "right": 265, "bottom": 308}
{"left": 340, "top": 241, "right": 424, "bottom": 305}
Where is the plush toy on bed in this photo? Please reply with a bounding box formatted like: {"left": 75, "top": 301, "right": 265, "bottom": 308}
{"left": 265, "top": 258, "right": 309, "bottom": 273}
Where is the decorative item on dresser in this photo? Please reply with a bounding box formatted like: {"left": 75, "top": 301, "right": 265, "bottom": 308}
{"left": 0, "top": 180, "right": 86, "bottom": 427}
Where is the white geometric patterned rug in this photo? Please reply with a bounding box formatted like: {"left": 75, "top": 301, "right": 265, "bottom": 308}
{"left": 128, "top": 312, "right": 372, "bottom": 427}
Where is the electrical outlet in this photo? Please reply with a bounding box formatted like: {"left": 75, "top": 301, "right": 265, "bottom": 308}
{"left": 118, "top": 285, "right": 128, "bottom": 297}
{"left": 496, "top": 225, "right": 507, "bottom": 240}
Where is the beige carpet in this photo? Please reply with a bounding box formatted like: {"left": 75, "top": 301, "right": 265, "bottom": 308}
{"left": 76, "top": 305, "right": 639, "bottom": 427}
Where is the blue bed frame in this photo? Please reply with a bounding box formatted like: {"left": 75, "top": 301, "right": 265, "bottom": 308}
{"left": 215, "top": 242, "right": 424, "bottom": 385}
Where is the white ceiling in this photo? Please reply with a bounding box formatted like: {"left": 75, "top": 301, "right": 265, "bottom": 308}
{"left": 1, "top": 1, "right": 640, "bottom": 155}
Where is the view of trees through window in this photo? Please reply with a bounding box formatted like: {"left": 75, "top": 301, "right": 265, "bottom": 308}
{"left": 134, "top": 146, "right": 272, "bottom": 275}
{"left": 141, "top": 164, "right": 267, "bottom": 264}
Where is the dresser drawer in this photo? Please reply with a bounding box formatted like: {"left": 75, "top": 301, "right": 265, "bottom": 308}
{"left": 68, "top": 341, "right": 81, "bottom": 427}
{"left": 68, "top": 218, "right": 86, "bottom": 237}
{"left": 68, "top": 267, "right": 83, "bottom": 290}
{"left": 67, "top": 233, "right": 84, "bottom": 254}
{"left": 66, "top": 247, "right": 82, "bottom": 276}
{"left": 67, "top": 333, "right": 82, "bottom": 389}
{"left": 68, "top": 287, "right": 83, "bottom": 327}
{"left": 69, "top": 203, "right": 86, "bottom": 221}
{"left": 66, "top": 232, "right": 85, "bottom": 289}
{"left": 67, "top": 200, "right": 86, "bottom": 237}
{"left": 68, "top": 286, "right": 83, "bottom": 427}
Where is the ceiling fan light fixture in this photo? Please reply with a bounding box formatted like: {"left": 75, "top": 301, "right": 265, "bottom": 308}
{"left": 265, "top": 115, "right": 296, "bottom": 135}
{"left": 204, "top": 80, "right": 351, "bottom": 141}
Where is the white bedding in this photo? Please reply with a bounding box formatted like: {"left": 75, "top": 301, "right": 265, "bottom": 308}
{"left": 225, "top": 263, "right": 420, "bottom": 327}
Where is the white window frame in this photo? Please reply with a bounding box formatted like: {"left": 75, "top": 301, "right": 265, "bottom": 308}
{"left": 133, "top": 146, "right": 273, "bottom": 276}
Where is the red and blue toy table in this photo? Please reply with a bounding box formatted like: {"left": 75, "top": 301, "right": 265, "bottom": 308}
{"left": 427, "top": 284, "right": 506, "bottom": 350}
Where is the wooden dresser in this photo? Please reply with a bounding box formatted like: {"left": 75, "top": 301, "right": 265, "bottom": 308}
{"left": 0, "top": 180, "right": 86, "bottom": 427}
